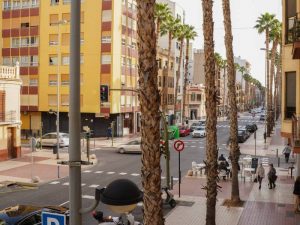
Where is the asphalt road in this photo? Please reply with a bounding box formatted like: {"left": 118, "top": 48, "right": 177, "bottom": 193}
{"left": 0, "top": 114, "right": 260, "bottom": 224}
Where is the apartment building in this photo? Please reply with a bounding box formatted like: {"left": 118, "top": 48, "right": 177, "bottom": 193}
{"left": 282, "top": 0, "right": 300, "bottom": 177}
{"left": 1, "top": 0, "right": 140, "bottom": 137}
{"left": 0, "top": 63, "right": 21, "bottom": 161}
{"left": 183, "top": 84, "right": 206, "bottom": 120}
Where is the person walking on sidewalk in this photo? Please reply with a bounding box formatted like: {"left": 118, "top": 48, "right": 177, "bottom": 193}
{"left": 267, "top": 163, "right": 277, "bottom": 189}
{"left": 282, "top": 143, "right": 292, "bottom": 163}
{"left": 256, "top": 163, "right": 265, "bottom": 190}
{"left": 107, "top": 127, "right": 112, "bottom": 140}
{"left": 293, "top": 176, "right": 300, "bottom": 213}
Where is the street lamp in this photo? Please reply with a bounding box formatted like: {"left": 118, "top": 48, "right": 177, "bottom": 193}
{"left": 260, "top": 48, "right": 267, "bottom": 144}
{"left": 53, "top": 19, "right": 68, "bottom": 160}
{"left": 49, "top": 109, "right": 60, "bottom": 159}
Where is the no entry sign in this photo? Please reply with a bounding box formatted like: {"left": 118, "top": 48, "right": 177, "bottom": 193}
{"left": 174, "top": 140, "right": 184, "bottom": 152}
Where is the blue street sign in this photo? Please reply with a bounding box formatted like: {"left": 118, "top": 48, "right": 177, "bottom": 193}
{"left": 42, "top": 212, "right": 66, "bottom": 225}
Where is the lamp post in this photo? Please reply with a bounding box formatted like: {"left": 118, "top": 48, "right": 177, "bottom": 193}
{"left": 53, "top": 19, "right": 68, "bottom": 160}
{"left": 260, "top": 48, "right": 267, "bottom": 144}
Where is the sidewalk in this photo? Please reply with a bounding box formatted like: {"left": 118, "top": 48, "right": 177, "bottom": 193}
{"left": 165, "top": 120, "right": 300, "bottom": 225}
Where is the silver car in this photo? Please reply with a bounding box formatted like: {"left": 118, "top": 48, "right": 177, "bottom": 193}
{"left": 41, "top": 132, "right": 69, "bottom": 147}
{"left": 118, "top": 139, "right": 141, "bottom": 154}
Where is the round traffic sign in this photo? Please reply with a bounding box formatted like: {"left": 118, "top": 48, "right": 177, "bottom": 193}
{"left": 174, "top": 140, "right": 184, "bottom": 152}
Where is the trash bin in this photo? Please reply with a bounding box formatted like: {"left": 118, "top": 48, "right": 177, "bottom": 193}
{"left": 52, "top": 145, "right": 57, "bottom": 154}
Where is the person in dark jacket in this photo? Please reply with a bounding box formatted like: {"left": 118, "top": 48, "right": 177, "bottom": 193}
{"left": 293, "top": 176, "right": 300, "bottom": 213}
{"left": 267, "top": 164, "right": 277, "bottom": 189}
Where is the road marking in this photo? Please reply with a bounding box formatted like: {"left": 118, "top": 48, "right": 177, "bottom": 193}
{"left": 83, "top": 170, "right": 92, "bottom": 173}
{"left": 137, "top": 202, "right": 143, "bottom": 207}
{"left": 191, "top": 142, "right": 196, "bottom": 144}
{"left": 89, "top": 184, "right": 99, "bottom": 188}
{"left": 173, "top": 177, "right": 179, "bottom": 181}
{"left": 59, "top": 201, "right": 69, "bottom": 206}
{"left": 119, "top": 172, "right": 127, "bottom": 175}
{"left": 62, "top": 182, "right": 69, "bottom": 186}
{"left": 222, "top": 144, "right": 227, "bottom": 146}
{"left": 95, "top": 171, "right": 103, "bottom": 174}
{"left": 200, "top": 147, "right": 204, "bottom": 149}
{"left": 131, "top": 173, "right": 140, "bottom": 176}
{"left": 50, "top": 181, "right": 60, "bottom": 185}
{"left": 81, "top": 183, "right": 86, "bottom": 187}
{"left": 190, "top": 146, "right": 196, "bottom": 148}
{"left": 161, "top": 176, "right": 166, "bottom": 179}
{"left": 82, "top": 195, "right": 94, "bottom": 200}
{"left": 107, "top": 171, "right": 115, "bottom": 175}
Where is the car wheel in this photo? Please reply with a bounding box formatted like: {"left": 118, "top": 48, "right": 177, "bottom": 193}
{"left": 119, "top": 148, "right": 125, "bottom": 154}
{"left": 169, "top": 199, "right": 177, "bottom": 208}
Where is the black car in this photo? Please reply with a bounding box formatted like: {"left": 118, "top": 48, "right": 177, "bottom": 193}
{"left": 245, "top": 123, "right": 257, "bottom": 133}
{"left": 237, "top": 130, "right": 247, "bottom": 143}
{"left": 0, "top": 205, "right": 69, "bottom": 225}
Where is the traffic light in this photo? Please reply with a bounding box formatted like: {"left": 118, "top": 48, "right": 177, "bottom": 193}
{"left": 100, "top": 85, "right": 109, "bottom": 102}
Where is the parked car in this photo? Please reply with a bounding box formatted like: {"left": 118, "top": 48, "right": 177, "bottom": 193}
{"left": 192, "top": 126, "right": 206, "bottom": 138}
{"left": 118, "top": 139, "right": 141, "bottom": 154}
{"left": 245, "top": 123, "right": 257, "bottom": 133}
{"left": 179, "top": 126, "right": 190, "bottom": 137}
{"left": 41, "top": 132, "right": 69, "bottom": 147}
{"left": 190, "top": 123, "right": 201, "bottom": 132}
{"left": 259, "top": 114, "right": 266, "bottom": 121}
{"left": 199, "top": 120, "right": 206, "bottom": 126}
{"left": 238, "top": 126, "right": 250, "bottom": 139}
{"left": 0, "top": 205, "right": 69, "bottom": 225}
{"left": 237, "top": 130, "right": 247, "bottom": 143}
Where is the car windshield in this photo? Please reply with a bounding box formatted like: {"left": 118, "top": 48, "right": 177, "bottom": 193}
{"left": 196, "top": 127, "right": 205, "bottom": 131}
{"left": 238, "top": 131, "right": 244, "bottom": 135}
{"left": 191, "top": 123, "right": 200, "bottom": 127}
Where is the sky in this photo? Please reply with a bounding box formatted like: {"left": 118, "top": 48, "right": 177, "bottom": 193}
{"left": 172, "top": 0, "right": 282, "bottom": 86}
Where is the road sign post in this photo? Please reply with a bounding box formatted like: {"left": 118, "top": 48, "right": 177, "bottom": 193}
{"left": 174, "top": 140, "right": 184, "bottom": 198}
{"left": 42, "top": 212, "right": 66, "bottom": 225}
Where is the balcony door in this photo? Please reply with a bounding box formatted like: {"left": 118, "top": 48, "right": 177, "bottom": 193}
{"left": 285, "top": 72, "right": 296, "bottom": 119}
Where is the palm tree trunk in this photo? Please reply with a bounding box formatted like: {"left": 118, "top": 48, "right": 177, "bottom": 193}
{"left": 202, "top": 1, "right": 218, "bottom": 224}
{"left": 163, "top": 32, "right": 172, "bottom": 114}
{"left": 182, "top": 40, "right": 189, "bottom": 124}
{"left": 222, "top": 0, "right": 241, "bottom": 203}
{"left": 156, "top": 21, "right": 160, "bottom": 49}
{"left": 266, "top": 30, "right": 271, "bottom": 137}
{"left": 136, "top": 1, "right": 164, "bottom": 224}
{"left": 174, "top": 39, "right": 184, "bottom": 121}
{"left": 270, "top": 39, "right": 278, "bottom": 127}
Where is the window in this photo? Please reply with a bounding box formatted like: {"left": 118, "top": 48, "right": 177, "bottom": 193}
{"left": 11, "top": 38, "right": 20, "bottom": 48}
{"left": 48, "top": 94, "right": 57, "bottom": 106}
{"left": 285, "top": 72, "right": 296, "bottom": 118}
{"left": 50, "top": 14, "right": 58, "bottom": 25}
{"left": 101, "top": 55, "right": 111, "bottom": 64}
{"left": 285, "top": 0, "right": 297, "bottom": 44}
{"left": 197, "top": 94, "right": 201, "bottom": 101}
{"left": 3, "top": 57, "right": 11, "bottom": 65}
{"left": 12, "top": 0, "right": 21, "bottom": 9}
{"left": 62, "top": 55, "right": 70, "bottom": 65}
{"left": 61, "top": 74, "right": 69, "bottom": 85}
{"left": 191, "top": 93, "right": 196, "bottom": 101}
{"left": 168, "top": 94, "right": 174, "bottom": 105}
{"left": 102, "top": 36, "right": 111, "bottom": 43}
{"left": 49, "top": 34, "right": 58, "bottom": 45}
{"left": 21, "top": 22, "right": 29, "bottom": 28}
{"left": 62, "top": 13, "right": 70, "bottom": 22}
{"left": 22, "top": 0, "right": 30, "bottom": 8}
{"left": 102, "top": 10, "right": 112, "bottom": 22}
{"left": 3, "top": 1, "right": 11, "bottom": 10}
{"left": 158, "top": 76, "right": 162, "bottom": 87}
{"left": 121, "top": 57, "right": 126, "bottom": 66}
{"left": 30, "top": 55, "right": 38, "bottom": 66}
{"left": 49, "top": 74, "right": 57, "bottom": 86}
{"left": 29, "top": 78, "right": 38, "bottom": 86}
{"left": 158, "top": 59, "right": 162, "bottom": 69}
{"left": 61, "top": 95, "right": 69, "bottom": 106}
{"left": 12, "top": 57, "right": 19, "bottom": 65}
{"left": 80, "top": 54, "right": 84, "bottom": 64}
{"left": 51, "top": 0, "right": 59, "bottom": 6}
{"left": 20, "top": 56, "right": 30, "bottom": 66}
{"left": 176, "top": 57, "right": 179, "bottom": 63}
{"left": 49, "top": 55, "right": 58, "bottom": 65}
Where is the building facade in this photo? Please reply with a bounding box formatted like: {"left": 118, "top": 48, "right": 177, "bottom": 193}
{"left": 0, "top": 63, "right": 21, "bottom": 161}
{"left": 1, "top": 0, "right": 140, "bottom": 137}
{"left": 281, "top": 0, "right": 300, "bottom": 177}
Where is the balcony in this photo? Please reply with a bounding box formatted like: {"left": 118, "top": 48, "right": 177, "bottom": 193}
{"left": 292, "top": 114, "right": 300, "bottom": 153}
{"left": 292, "top": 16, "right": 300, "bottom": 59}
{"left": 0, "top": 110, "right": 18, "bottom": 125}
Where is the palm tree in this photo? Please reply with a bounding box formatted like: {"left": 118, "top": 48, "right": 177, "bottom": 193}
{"left": 202, "top": 0, "right": 218, "bottom": 224}
{"left": 136, "top": 1, "right": 164, "bottom": 224}
{"left": 174, "top": 24, "right": 185, "bottom": 119}
{"left": 222, "top": 0, "right": 241, "bottom": 204}
{"left": 269, "top": 19, "right": 281, "bottom": 124}
{"left": 160, "top": 15, "right": 181, "bottom": 114}
{"left": 214, "top": 53, "right": 224, "bottom": 116}
{"left": 254, "top": 12, "right": 276, "bottom": 136}
{"left": 238, "top": 65, "right": 247, "bottom": 112}
{"left": 154, "top": 3, "right": 171, "bottom": 47}
{"left": 181, "top": 24, "right": 197, "bottom": 124}
{"left": 274, "top": 51, "right": 281, "bottom": 120}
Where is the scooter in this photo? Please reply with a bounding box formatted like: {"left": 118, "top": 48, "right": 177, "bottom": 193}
{"left": 162, "top": 187, "right": 176, "bottom": 208}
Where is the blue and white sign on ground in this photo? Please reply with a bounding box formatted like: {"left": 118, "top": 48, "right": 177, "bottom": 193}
{"left": 42, "top": 212, "right": 66, "bottom": 225}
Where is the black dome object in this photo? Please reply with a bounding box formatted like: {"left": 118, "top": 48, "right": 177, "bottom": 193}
{"left": 100, "top": 179, "right": 143, "bottom": 206}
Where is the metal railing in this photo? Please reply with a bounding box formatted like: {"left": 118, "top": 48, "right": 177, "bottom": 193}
{"left": 292, "top": 15, "right": 300, "bottom": 42}
{"left": 0, "top": 110, "right": 17, "bottom": 123}
{"left": 292, "top": 114, "right": 300, "bottom": 147}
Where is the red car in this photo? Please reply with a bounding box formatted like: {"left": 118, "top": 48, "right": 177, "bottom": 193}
{"left": 179, "top": 126, "right": 190, "bottom": 137}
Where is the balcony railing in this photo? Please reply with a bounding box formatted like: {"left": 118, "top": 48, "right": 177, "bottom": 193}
{"left": 0, "top": 110, "right": 18, "bottom": 124}
{"left": 0, "top": 64, "right": 20, "bottom": 80}
{"left": 292, "top": 114, "right": 300, "bottom": 148}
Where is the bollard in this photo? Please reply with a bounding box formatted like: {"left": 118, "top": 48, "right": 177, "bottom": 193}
{"left": 57, "top": 165, "right": 60, "bottom": 178}
{"left": 278, "top": 157, "right": 280, "bottom": 167}
{"left": 170, "top": 176, "right": 174, "bottom": 190}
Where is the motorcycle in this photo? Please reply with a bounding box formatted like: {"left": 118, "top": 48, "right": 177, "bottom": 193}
{"left": 92, "top": 210, "right": 141, "bottom": 225}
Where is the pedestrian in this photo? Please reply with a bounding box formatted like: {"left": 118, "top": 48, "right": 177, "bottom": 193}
{"left": 218, "top": 154, "right": 226, "bottom": 162}
{"left": 267, "top": 163, "right": 277, "bottom": 189}
{"left": 293, "top": 176, "right": 300, "bottom": 213}
{"left": 282, "top": 143, "right": 292, "bottom": 163}
{"left": 256, "top": 163, "right": 265, "bottom": 190}
{"left": 107, "top": 126, "right": 112, "bottom": 140}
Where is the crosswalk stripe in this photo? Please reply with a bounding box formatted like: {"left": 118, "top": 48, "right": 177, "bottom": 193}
{"left": 161, "top": 176, "right": 166, "bottom": 179}
{"left": 50, "top": 181, "right": 60, "bottom": 184}
{"left": 83, "top": 170, "right": 92, "bottom": 173}
{"left": 82, "top": 195, "right": 94, "bottom": 200}
{"left": 89, "top": 184, "right": 99, "bottom": 188}
{"left": 81, "top": 183, "right": 86, "bottom": 187}
{"left": 63, "top": 182, "right": 69, "bottom": 186}
{"left": 95, "top": 171, "right": 103, "bottom": 174}
{"left": 173, "top": 177, "right": 179, "bottom": 181}
{"left": 107, "top": 172, "right": 115, "bottom": 175}
{"left": 119, "top": 172, "right": 127, "bottom": 175}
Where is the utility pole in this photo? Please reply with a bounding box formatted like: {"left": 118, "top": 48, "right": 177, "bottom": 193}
{"left": 69, "top": 0, "right": 82, "bottom": 224}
